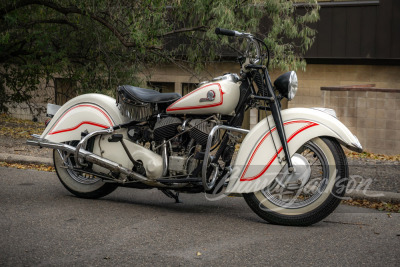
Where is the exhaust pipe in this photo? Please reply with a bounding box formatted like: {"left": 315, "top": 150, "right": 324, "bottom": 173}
{"left": 27, "top": 138, "right": 149, "bottom": 183}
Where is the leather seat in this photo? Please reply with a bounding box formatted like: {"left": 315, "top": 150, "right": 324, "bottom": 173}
{"left": 118, "top": 85, "right": 181, "bottom": 104}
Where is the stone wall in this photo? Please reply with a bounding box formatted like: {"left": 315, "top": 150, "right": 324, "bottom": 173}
{"left": 321, "top": 85, "right": 400, "bottom": 155}
{"left": 5, "top": 79, "right": 55, "bottom": 121}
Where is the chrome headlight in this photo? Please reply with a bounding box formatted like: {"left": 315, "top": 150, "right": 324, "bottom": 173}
{"left": 273, "top": 71, "right": 298, "bottom": 101}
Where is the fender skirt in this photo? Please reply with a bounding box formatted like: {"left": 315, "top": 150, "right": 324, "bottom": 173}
{"left": 41, "top": 94, "right": 128, "bottom": 143}
{"left": 226, "top": 107, "right": 362, "bottom": 194}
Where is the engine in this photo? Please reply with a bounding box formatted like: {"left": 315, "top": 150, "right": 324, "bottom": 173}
{"left": 188, "top": 119, "right": 218, "bottom": 146}
{"left": 150, "top": 116, "right": 219, "bottom": 176}
{"left": 153, "top": 117, "right": 182, "bottom": 141}
{"left": 152, "top": 117, "right": 217, "bottom": 146}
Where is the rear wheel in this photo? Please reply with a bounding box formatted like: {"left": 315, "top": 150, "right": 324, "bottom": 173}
{"left": 53, "top": 141, "right": 118, "bottom": 199}
{"left": 243, "top": 137, "right": 348, "bottom": 226}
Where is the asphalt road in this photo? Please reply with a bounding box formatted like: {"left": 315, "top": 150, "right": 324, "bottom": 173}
{"left": 0, "top": 167, "right": 399, "bottom": 266}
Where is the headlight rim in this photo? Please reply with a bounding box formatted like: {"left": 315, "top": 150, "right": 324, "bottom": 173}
{"left": 287, "top": 71, "right": 298, "bottom": 101}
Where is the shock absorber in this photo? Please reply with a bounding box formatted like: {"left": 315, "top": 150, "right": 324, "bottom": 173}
{"left": 253, "top": 71, "right": 267, "bottom": 96}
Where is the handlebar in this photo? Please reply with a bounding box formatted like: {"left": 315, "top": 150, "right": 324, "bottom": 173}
{"left": 215, "top": 28, "right": 236, "bottom": 37}
{"left": 215, "top": 27, "right": 269, "bottom": 68}
{"left": 215, "top": 27, "right": 251, "bottom": 38}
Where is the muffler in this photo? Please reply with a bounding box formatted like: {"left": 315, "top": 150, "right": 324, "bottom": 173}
{"left": 27, "top": 137, "right": 149, "bottom": 183}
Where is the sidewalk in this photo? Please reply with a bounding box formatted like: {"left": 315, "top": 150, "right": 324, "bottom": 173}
{"left": 1, "top": 149, "right": 399, "bottom": 204}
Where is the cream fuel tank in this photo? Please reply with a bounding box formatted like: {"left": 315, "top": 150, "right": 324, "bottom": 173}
{"left": 166, "top": 74, "right": 241, "bottom": 115}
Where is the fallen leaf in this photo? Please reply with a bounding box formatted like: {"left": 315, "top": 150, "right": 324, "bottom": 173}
{"left": 0, "top": 161, "right": 54, "bottom": 172}
{"left": 342, "top": 199, "right": 400, "bottom": 213}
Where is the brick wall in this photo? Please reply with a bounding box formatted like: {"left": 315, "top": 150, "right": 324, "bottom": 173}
{"left": 288, "top": 65, "right": 400, "bottom": 109}
{"left": 321, "top": 86, "right": 400, "bottom": 155}
{"left": 284, "top": 64, "right": 400, "bottom": 155}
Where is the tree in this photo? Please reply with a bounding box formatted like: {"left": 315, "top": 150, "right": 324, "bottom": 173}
{"left": 0, "top": 0, "right": 319, "bottom": 115}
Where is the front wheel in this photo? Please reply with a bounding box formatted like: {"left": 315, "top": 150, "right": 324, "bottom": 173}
{"left": 243, "top": 137, "right": 348, "bottom": 226}
{"left": 53, "top": 141, "right": 118, "bottom": 199}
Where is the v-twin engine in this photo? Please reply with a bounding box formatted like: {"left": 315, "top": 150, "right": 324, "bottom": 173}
{"left": 153, "top": 117, "right": 217, "bottom": 146}
{"left": 150, "top": 116, "right": 220, "bottom": 177}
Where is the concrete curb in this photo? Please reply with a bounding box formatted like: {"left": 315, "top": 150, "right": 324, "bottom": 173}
{"left": 345, "top": 190, "right": 400, "bottom": 204}
{"left": 1, "top": 152, "right": 400, "bottom": 203}
{"left": 0, "top": 153, "right": 53, "bottom": 166}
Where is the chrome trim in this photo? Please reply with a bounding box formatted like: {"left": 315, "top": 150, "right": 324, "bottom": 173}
{"left": 46, "top": 103, "right": 61, "bottom": 117}
{"left": 349, "top": 143, "right": 363, "bottom": 153}
{"left": 27, "top": 137, "right": 149, "bottom": 183}
{"left": 288, "top": 71, "right": 298, "bottom": 101}
{"left": 74, "top": 128, "right": 113, "bottom": 167}
{"left": 350, "top": 134, "right": 363, "bottom": 153}
{"left": 202, "top": 125, "right": 249, "bottom": 191}
{"left": 311, "top": 107, "right": 337, "bottom": 118}
{"left": 199, "top": 90, "right": 216, "bottom": 102}
{"left": 162, "top": 141, "right": 168, "bottom": 177}
{"left": 181, "top": 118, "right": 191, "bottom": 131}
{"left": 211, "top": 73, "right": 240, "bottom": 83}
{"left": 198, "top": 81, "right": 210, "bottom": 87}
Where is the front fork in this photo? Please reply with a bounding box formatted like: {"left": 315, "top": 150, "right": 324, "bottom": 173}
{"left": 263, "top": 69, "right": 294, "bottom": 172}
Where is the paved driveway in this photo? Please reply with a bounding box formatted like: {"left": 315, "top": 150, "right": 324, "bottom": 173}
{"left": 0, "top": 167, "right": 399, "bottom": 266}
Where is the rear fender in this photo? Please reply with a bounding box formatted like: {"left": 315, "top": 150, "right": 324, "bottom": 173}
{"left": 41, "top": 94, "right": 128, "bottom": 143}
{"left": 226, "top": 108, "right": 362, "bottom": 194}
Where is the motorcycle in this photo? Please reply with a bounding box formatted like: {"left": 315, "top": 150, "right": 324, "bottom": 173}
{"left": 27, "top": 28, "right": 362, "bottom": 226}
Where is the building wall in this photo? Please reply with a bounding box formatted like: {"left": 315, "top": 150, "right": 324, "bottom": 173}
{"left": 144, "top": 63, "right": 400, "bottom": 155}
{"left": 288, "top": 64, "right": 400, "bottom": 109}
{"left": 289, "top": 64, "right": 400, "bottom": 155}
{"left": 5, "top": 78, "right": 55, "bottom": 121}
{"left": 321, "top": 87, "right": 400, "bottom": 155}
{"left": 6, "top": 62, "right": 400, "bottom": 155}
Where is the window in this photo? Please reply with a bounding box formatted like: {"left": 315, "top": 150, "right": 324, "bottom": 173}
{"left": 147, "top": 82, "right": 175, "bottom": 93}
{"left": 54, "top": 78, "right": 76, "bottom": 105}
{"left": 182, "top": 83, "right": 197, "bottom": 96}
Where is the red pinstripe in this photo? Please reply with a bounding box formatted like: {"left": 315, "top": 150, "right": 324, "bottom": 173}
{"left": 240, "top": 120, "right": 318, "bottom": 182}
{"left": 49, "top": 121, "right": 109, "bottom": 135}
{"left": 166, "top": 83, "right": 224, "bottom": 112}
{"left": 48, "top": 104, "right": 113, "bottom": 135}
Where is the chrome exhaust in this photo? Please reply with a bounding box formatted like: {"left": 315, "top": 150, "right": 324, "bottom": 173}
{"left": 26, "top": 137, "right": 149, "bottom": 183}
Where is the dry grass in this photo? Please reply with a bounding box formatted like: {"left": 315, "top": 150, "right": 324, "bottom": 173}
{"left": 0, "top": 161, "right": 54, "bottom": 172}
{"left": 345, "top": 151, "right": 400, "bottom": 161}
{"left": 0, "top": 113, "right": 45, "bottom": 139}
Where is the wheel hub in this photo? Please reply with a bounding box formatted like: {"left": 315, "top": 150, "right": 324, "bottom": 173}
{"left": 275, "top": 153, "right": 311, "bottom": 190}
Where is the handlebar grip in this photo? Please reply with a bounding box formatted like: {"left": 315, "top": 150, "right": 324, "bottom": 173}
{"left": 215, "top": 28, "right": 236, "bottom": 37}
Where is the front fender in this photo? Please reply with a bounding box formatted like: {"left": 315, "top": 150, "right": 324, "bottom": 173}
{"left": 226, "top": 107, "right": 362, "bottom": 194}
{"left": 41, "top": 94, "right": 129, "bottom": 143}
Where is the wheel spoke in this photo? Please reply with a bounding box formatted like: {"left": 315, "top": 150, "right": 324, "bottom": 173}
{"left": 262, "top": 140, "right": 329, "bottom": 209}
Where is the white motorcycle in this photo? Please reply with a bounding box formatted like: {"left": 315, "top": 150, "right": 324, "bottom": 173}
{"left": 28, "top": 28, "right": 362, "bottom": 226}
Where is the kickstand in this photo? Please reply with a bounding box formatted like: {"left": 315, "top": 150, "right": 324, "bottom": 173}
{"left": 161, "top": 189, "right": 182, "bottom": 203}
